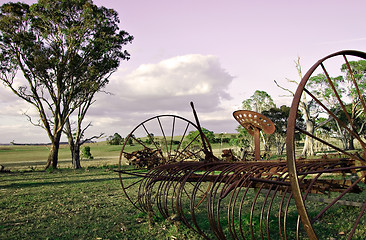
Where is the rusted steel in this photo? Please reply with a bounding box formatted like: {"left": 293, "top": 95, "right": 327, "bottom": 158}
{"left": 118, "top": 50, "right": 366, "bottom": 239}
{"left": 233, "top": 110, "right": 275, "bottom": 160}
{"left": 286, "top": 50, "right": 366, "bottom": 240}
{"left": 117, "top": 159, "right": 365, "bottom": 239}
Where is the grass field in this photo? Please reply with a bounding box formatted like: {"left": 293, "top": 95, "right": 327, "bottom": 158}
{"left": 0, "top": 142, "right": 124, "bottom": 171}
{"left": 1, "top": 142, "right": 365, "bottom": 239}
{"left": 0, "top": 142, "right": 208, "bottom": 239}
{"left": 0, "top": 167, "right": 204, "bottom": 240}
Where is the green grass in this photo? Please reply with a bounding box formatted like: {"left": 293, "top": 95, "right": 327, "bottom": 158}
{"left": 0, "top": 167, "right": 204, "bottom": 240}
{"left": 0, "top": 142, "right": 123, "bottom": 171}
{"left": 1, "top": 142, "right": 365, "bottom": 239}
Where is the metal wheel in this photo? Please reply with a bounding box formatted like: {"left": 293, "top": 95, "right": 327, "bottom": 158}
{"left": 118, "top": 114, "right": 213, "bottom": 211}
{"left": 286, "top": 50, "right": 366, "bottom": 239}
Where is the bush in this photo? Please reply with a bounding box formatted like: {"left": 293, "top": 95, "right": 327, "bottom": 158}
{"left": 107, "top": 133, "right": 124, "bottom": 145}
{"left": 82, "top": 146, "right": 93, "bottom": 160}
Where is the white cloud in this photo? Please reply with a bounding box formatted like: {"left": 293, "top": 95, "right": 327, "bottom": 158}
{"left": 121, "top": 54, "right": 232, "bottom": 98}
{"left": 85, "top": 54, "right": 237, "bottom": 138}
{"left": 0, "top": 54, "right": 237, "bottom": 143}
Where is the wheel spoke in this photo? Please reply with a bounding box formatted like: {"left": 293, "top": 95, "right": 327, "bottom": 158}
{"left": 310, "top": 173, "right": 365, "bottom": 223}
{"left": 295, "top": 126, "right": 365, "bottom": 162}
{"left": 321, "top": 63, "right": 357, "bottom": 133}
{"left": 173, "top": 122, "right": 191, "bottom": 162}
{"left": 287, "top": 50, "right": 366, "bottom": 239}
{"left": 343, "top": 55, "right": 366, "bottom": 116}
{"left": 303, "top": 87, "right": 366, "bottom": 149}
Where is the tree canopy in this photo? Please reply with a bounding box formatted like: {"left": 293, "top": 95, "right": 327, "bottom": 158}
{"left": 242, "top": 90, "right": 275, "bottom": 113}
{"left": 0, "top": 0, "right": 133, "bottom": 169}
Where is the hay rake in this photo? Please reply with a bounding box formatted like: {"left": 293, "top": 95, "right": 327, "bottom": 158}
{"left": 117, "top": 50, "right": 366, "bottom": 239}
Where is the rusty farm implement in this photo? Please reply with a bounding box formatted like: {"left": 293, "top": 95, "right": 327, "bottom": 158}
{"left": 116, "top": 50, "right": 366, "bottom": 239}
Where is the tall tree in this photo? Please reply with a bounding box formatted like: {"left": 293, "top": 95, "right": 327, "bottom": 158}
{"left": 242, "top": 90, "right": 275, "bottom": 113}
{"left": 262, "top": 105, "right": 304, "bottom": 155}
{"left": 275, "top": 58, "right": 316, "bottom": 156}
{"left": 241, "top": 90, "right": 275, "bottom": 151}
{"left": 0, "top": 0, "right": 133, "bottom": 169}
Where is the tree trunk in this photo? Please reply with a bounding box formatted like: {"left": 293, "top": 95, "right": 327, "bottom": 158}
{"left": 347, "top": 134, "right": 355, "bottom": 150}
{"left": 72, "top": 143, "right": 82, "bottom": 169}
{"left": 65, "top": 127, "right": 82, "bottom": 169}
{"left": 302, "top": 119, "right": 314, "bottom": 156}
{"left": 45, "top": 132, "right": 62, "bottom": 170}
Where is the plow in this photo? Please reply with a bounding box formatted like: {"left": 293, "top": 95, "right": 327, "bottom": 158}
{"left": 116, "top": 50, "right": 366, "bottom": 239}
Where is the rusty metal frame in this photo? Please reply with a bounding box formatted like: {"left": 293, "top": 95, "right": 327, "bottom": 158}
{"left": 118, "top": 50, "right": 366, "bottom": 240}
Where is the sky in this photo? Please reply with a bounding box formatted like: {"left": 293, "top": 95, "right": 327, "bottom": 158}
{"left": 1, "top": 0, "right": 366, "bottom": 143}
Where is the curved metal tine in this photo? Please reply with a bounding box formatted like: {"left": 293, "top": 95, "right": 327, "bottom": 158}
{"left": 166, "top": 165, "right": 189, "bottom": 216}
{"left": 140, "top": 168, "right": 161, "bottom": 214}
{"left": 208, "top": 163, "right": 237, "bottom": 239}
{"left": 213, "top": 163, "right": 243, "bottom": 240}
{"left": 278, "top": 185, "right": 291, "bottom": 240}
{"left": 236, "top": 165, "right": 263, "bottom": 239}
{"left": 265, "top": 165, "right": 289, "bottom": 239}
{"left": 159, "top": 164, "right": 189, "bottom": 219}
{"left": 149, "top": 166, "right": 175, "bottom": 216}
{"left": 302, "top": 87, "right": 366, "bottom": 150}
{"left": 295, "top": 126, "right": 365, "bottom": 163}
{"left": 259, "top": 183, "right": 271, "bottom": 239}
{"left": 177, "top": 163, "right": 209, "bottom": 236}
{"left": 266, "top": 183, "right": 282, "bottom": 239}
{"left": 237, "top": 165, "right": 265, "bottom": 239}
{"left": 155, "top": 166, "right": 177, "bottom": 218}
{"left": 320, "top": 63, "right": 359, "bottom": 134}
{"left": 141, "top": 123, "right": 166, "bottom": 161}
{"left": 228, "top": 163, "right": 260, "bottom": 239}
{"left": 250, "top": 175, "right": 266, "bottom": 239}
{"left": 192, "top": 164, "right": 224, "bottom": 239}
{"left": 250, "top": 164, "right": 281, "bottom": 240}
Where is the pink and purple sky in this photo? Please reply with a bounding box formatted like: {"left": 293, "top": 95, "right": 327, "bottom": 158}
{"left": 1, "top": 0, "right": 366, "bottom": 143}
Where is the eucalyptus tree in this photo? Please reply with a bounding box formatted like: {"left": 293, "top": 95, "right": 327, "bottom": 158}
{"left": 0, "top": 0, "right": 133, "bottom": 169}
{"left": 242, "top": 90, "right": 275, "bottom": 113}
{"left": 275, "top": 58, "right": 316, "bottom": 156}
{"left": 241, "top": 90, "right": 275, "bottom": 152}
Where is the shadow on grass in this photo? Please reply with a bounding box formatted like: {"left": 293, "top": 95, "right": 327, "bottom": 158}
{"left": 1, "top": 170, "right": 142, "bottom": 190}
{"left": 1, "top": 175, "right": 123, "bottom": 189}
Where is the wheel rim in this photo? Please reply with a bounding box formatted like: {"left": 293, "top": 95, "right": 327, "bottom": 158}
{"left": 286, "top": 50, "right": 366, "bottom": 239}
{"left": 118, "top": 114, "right": 212, "bottom": 210}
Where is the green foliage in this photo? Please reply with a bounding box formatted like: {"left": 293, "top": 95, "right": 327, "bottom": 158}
{"left": 144, "top": 133, "right": 155, "bottom": 144}
{"left": 308, "top": 59, "right": 366, "bottom": 150}
{"left": 185, "top": 128, "right": 215, "bottom": 146}
{"left": 262, "top": 105, "right": 303, "bottom": 154}
{"left": 107, "top": 133, "right": 124, "bottom": 145}
{"left": 0, "top": 0, "right": 133, "bottom": 168}
{"left": 81, "top": 146, "right": 93, "bottom": 159}
{"left": 242, "top": 90, "right": 275, "bottom": 113}
{"left": 230, "top": 125, "right": 251, "bottom": 148}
